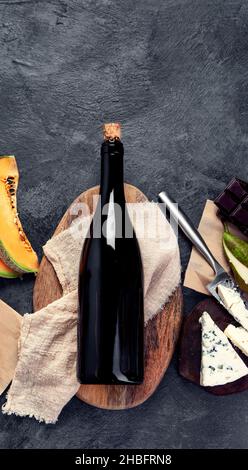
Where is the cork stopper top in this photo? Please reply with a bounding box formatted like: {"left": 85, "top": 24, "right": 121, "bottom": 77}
{"left": 103, "top": 123, "right": 121, "bottom": 141}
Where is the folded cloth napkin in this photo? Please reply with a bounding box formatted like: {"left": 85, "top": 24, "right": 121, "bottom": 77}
{"left": 44, "top": 203, "right": 181, "bottom": 322}
{"left": 2, "top": 202, "right": 181, "bottom": 423}
{"left": 184, "top": 200, "right": 247, "bottom": 295}
{"left": 0, "top": 301, "right": 22, "bottom": 395}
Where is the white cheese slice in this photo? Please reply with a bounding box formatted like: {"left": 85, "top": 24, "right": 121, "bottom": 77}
{"left": 224, "top": 324, "right": 248, "bottom": 357}
{"left": 199, "top": 311, "right": 248, "bottom": 386}
{"left": 218, "top": 284, "right": 248, "bottom": 332}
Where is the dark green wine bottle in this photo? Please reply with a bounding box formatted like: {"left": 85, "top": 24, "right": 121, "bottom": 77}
{"left": 77, "top": 123, "right": 144, "bottom": 384}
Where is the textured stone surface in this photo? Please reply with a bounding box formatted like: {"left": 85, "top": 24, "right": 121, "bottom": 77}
{"left": 0, "top": 0, "right": 248, "bottom": 449}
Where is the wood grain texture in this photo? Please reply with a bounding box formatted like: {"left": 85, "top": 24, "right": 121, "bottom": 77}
{"left": 179, "top": 298, "right": 248, "bottom": 395}
{"left": 33, "top": 183, "right": 183, "bottom": 409}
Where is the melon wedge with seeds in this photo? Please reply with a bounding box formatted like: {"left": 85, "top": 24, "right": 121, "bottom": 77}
{"left": 0, "top": 155, "right": 39, "bottom": 274}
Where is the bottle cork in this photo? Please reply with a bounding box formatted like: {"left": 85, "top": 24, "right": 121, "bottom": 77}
{"left": 103, "top": 123, "right": 121, "bottom": 141}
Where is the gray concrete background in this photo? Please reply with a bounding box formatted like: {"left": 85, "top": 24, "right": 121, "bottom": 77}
{"left": 0, "top": 0, "right": 247, "bottom": 449}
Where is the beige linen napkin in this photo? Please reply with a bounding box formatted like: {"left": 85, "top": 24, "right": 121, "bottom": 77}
{"left": 0, "top": 301, "right": 22, "bottom": 395}
{"left": 2, "top": 203, "right": 181, "bottom": 423}
{"left": 184, "top": 200, "right": 247, "bottom": 295}
{"left": 3, "top": 292, "right": 79, "bottom": 423}
{"left": 44, "top": 203, "right": 181, "bottom": 322}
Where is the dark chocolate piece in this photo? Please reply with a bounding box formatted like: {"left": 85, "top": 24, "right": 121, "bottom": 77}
{"left": 214, "top": 178, "right": 248, "bottom": 235}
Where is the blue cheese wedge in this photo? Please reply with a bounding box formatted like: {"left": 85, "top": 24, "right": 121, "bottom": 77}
{"left": 218, "top": 284, "right": 248, "bottom": 331}
{"left": 224, "top": 324, "right": 248, "bottom": 357}
{"left": 199, "top": 311, "right": 248, "bottom": 386}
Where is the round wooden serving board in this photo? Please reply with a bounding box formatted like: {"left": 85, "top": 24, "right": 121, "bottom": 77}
{"left": 33, "top": 183, "right": 183, "bottom": 409}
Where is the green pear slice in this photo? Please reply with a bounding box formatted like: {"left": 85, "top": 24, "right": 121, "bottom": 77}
{"left": 223, "top": 241, "right": 248, "bottom": 293}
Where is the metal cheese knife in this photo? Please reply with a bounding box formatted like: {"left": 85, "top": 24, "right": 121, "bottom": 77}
{"left": 158, "top": 191, "right": 247, "bottom": 307}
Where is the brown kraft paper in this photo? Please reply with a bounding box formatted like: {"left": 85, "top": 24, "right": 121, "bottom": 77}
{"left": 184, "top": 200, "right": 247, "bottom": 295}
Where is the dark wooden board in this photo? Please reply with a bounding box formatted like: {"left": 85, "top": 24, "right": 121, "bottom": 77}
{"left": 179, "top": 298, "right": 248, "bottom": 395}
{"left": 33, "top": 183, "right": 183, "bottom": 409}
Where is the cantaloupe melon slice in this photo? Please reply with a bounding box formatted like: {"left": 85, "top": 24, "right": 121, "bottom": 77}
{"left": 0, "top": 155, "right": 39, "bottom": 274}
{"left": 0, "top": 258, "right": 18, "bottom": 278}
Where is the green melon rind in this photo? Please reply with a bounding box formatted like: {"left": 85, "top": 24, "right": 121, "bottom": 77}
{"left": 0, "top": 267, "right": 19, "bottom": 279}
{"left": 0, "top": 240, "right": 38, "bottom": 274}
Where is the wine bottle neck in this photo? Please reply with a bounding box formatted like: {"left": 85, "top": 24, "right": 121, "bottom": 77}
{"left": 100, "top": 140, "right": 125, "bottom": 205}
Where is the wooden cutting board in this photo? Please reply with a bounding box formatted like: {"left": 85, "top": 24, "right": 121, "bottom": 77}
{"left": 33, "top": 183, "right": 183, "bottom": 409}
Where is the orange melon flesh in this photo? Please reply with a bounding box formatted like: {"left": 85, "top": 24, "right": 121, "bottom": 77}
{"left": 0, "top": 258, "right": 18, "bottom": 278}
{"left": 0, "top": 156, "right": 39, "bottom": 274}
